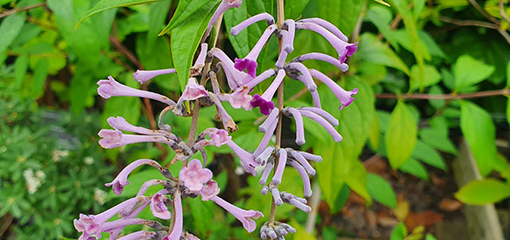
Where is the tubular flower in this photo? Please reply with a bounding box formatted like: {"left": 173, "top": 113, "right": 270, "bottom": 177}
{"left": 210, "top": 196, "right": 263, "bottom": 232}
{"left": 234, "top": 24, "right": 278, "bottom": 77}
{"left": 179, "top": 159, "right": 213, "bottom": 191}
{"left": 97, "top": 76, "right": 175, "bottom": 106}
{"left": 133, "top": 68, "right": 176, "bottom": 84}
{"left": 105, "top": 159, "right": 170, "bottom": 195}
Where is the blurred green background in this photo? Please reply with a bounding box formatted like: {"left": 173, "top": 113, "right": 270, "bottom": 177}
{"left": 1, "top": 0, "right": 510, "bottom": 239}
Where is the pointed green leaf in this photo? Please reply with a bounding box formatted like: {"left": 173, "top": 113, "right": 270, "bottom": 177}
{"left": 386, "top": 101, "right": 417, "bottom": 169}
{"left": 317, "top": 0, "right": 364, "bottom": 37}
{"left": 76, "top": 0, "right": 161, "bottom": 29}
{"left": 367, "top": 173, "right": 397, "bottom": 208}
{"left": 32, "top": 58, "right": 49, "bottom": 98}
{"left": 460, "top": 101, "right": 496, "bottom": 176}
{"left": 285, "top": 0, "right": 310, "bottom": 19}
{"left": 159, "top": 0, "right": 214, "bottom": 36}
{"left": 400, "top": 158, "right": 429, "bottom": 181}
{"left": 412, "top": 140, "right": 447, "bottom": 171}
{"left": 0, "top": 12, "right": 25, "bottom": 64}
{"left": 374, "top": 0, "right": 391, "bottom": 6}
{"left": 170, "top": 0, "right": 221, "bottom": 91}
{"left": 456, "top": 179, "right": 510, "bottom": 205}
{"left": 454, "top": 55, "right": 495, "bottom": 91}
{"left": 506, "top": 60, "right": 510, "bottom": 88}
{"left": 410, "top": 64, "right": 441, "bottom": 92}
{"left": 390, "top": 222, "right": 408, "bottom": 240}
{"left": 353, "top": 33, "right": 410, "bottom": 75}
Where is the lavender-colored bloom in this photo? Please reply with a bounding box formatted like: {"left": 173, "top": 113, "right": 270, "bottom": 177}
{"left": 137, "top": 179, "right": 166, "bottom": 197}
{"left": 295, "top": 22, "right": 357, "bottom": 64}
{"left": 251, "top": 69, "right": 286, "bottom": 115}
{"left": 260, "top": 222, "right": 295, "bottom": 240}
{"left": 107, "top": 116, "right": 175, "bottom": 139}
{"left": 150, "top": 192, "right": 171, "bottom": 219}
{"left": 258, "top": 108, "right": 279, "bottom": 133}
{"left": 179, "top": 159, "right": 213, "bottom": 191}
{"left": 210, "top": 196, "right": 263, "bottom": 232}
{"left": 250, "top": 94, "right": 275, "bottom": 116}
{"left": 272, "top": 149, "right": 287, "bottom": 185}
{"left": 253, "top": 117, "right": 278, "bottom": 157}
{"left": 292, "top": 52, "right": 349, "bottom": 72}
{"left": 275, "top": 30, "right": 290, "bottom": 69}
{"left": 116, "top": 230, "right": 157, "bottom": 240}
{"left": 226, "top": 140, "right": 259, "bottom": 175}
{"left": 133, "top": 68, "right": 176, "bottom": 84}
{"left": 164, "top": 191, "right": 183, "bottom": 240}
{"left": 181, "top": 78, "right": 208, "bottom": 101}
{"left": 285, "top": 62, "right": 317, "bottom": 92}
{"left": 228, "top": 86, "right": 252, "bottom": 110}
{"left": 190, "top": 43, "right": 209, "bottom": 76}
{"left": 299, "top": 18, "right": 349, "bottom": 42}
{"left": 209, "top": 48, "right": 252, "bottom": 89}
{"left": 300, "top": 107, "right": 339, "bottom": 126}
{"left": 289, "top": 150, "right": 316, "bottom": 175}
{"left": 97, "top": 76, "right": 175, "bottom": 106}
{"left": 255, "top": 146, "right": 274, "bottom": 164}
{"left": 204, "top": 128, "right": 232, "bottom": 147}
{"left": 308, "top": 69, "right": 358, "bottom": 110}
{"left": 299, "top": 109, "right": 343, "bottom": 142}
{"left": 98, "top": 129, "right": 177, "bottom": 149}
{"left": 230, "top": 12, "right": 275, "bottom": 36}
{"left": 203, "top": 0, "right": 242, "bottom": 41}
{"left": 259, "top": 159, "right": 274, "bottom": 185}
{"left": 105, "top": 159, "right": 167, "bottom": 195}
{"left": 74, "top": 196, "right": 146, "bottom": 239}
{"left": 280, "top": 192, "right": 311, "bottom": 213}
{"left": 234, "top": 24, "right": 277, "bottom": 77}
{"left": 282, "top": 19, "right": 296, "bottom": 53}
{"left": 244, "top": 69, "right": 277, "bottom": 89}
{"left": 200, "top": 180, "right": 220, "bottom": 201}
{"left": 285, "top": 108, "right": 305, "bottom": 145}
{"left": 288, "top": 161, "right": 312, "bottom": 197}
{"left": 208, "top": 92, "right": 238, "bottom": 132}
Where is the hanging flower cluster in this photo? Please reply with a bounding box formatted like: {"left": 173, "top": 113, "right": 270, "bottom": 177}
{"left": 74, "top": 0, "right": 358, "bottom": 239}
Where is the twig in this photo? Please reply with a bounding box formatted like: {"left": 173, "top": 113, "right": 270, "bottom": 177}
{"left": 108, "top": 36, "right": 143, "bottom": 69}
{"left": 439, "top": 16, "right": 499, "bottom": 29}
{"left": 375, "top": 89, "right": 510, "bottom": 100}
{"left": 500, "top": 0, "right": 510, "bottom": 24}
{"left": 468, "top": 0, "right": 500, "bottom": 24}
{"left": 0, "top": 3, "right": 46, "bottom": 18}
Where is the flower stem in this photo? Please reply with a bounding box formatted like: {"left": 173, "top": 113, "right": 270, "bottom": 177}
{"left": 269, "top": 0, "right": 285, "bottom": 227}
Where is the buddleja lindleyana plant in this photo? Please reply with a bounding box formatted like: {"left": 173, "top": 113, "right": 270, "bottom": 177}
{"left": 73, "top": 0, "right": 358, "bottom": 239}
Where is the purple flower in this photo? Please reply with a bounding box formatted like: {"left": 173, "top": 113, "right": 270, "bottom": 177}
{"left": 200, "top": 180, "right": 220, "bottom": 201}
{"left": 191, "top": 43, "right": 209, "bottom": 76}
{"left": 207, "top": 128, "right": 231, "bottom": 147}
{"left": 229, "top": 86, "right": 253, "bottom": 110}
{"left": 181, "top": 78, "right": 208, "bottom": 101}
{"left": 74, "top": 196, "right": 146, "bottom": 239}
{"left": 98, "top": 129, "right": 177, "bottom": 149}
{"left": 230, "top": 12, "right": 275, "bottom": 36}
{"left": 203, "top": 0, "right": 243, "bottom": 41}
{"left": 295, "top": 21, "right": 357, "bottom": 64}
{"left": 272, "top": 149, "right": 287, "bottom": 185}
{"left": 210, "top": 196, "right": 263, "bottom": 232}
{"left": 299, "top": 18, "right": 348, "bottom": 42}
{"left": 133, "top": 68, "right": 176, "bottom": 84}
{"left": 308, "top": 69, "right": 358, "bottom": 109}
{"left": 150, "top": 192, "right": 171, "bottom": 219}
{"left": 97, "top": 76, "right": 175, "bottom": 106}
{"left": 288, "top": 160, "right": 312, "bottom": 197}
{"left": 105, "top": 159, "right": 167, "bottom": 195}
{"left": 292, "top": 52, "right": 349, "bottom": 72}
{"left": 116, "top": 231, "right": 156, "bottom": 240}
{"left": 226, "top": 140, "right": 259, "bottom": 175}
{"left": 163, "top": 191, "right": 183, "bottom": 240}
{"left": 234, "top": 24, "right": 277, "bottom": 77}
{"left": 209, "top": 48, "right": 252, "bottom": 89}
{"left": 179, "top": 159, "right": 213, "bottom": 191}
{"left": 250, "top": 69, "right": 286, "bottom": 115}
{"left": 107, "top": 116, "right": 175, "bottom": 138}
{"left": 250, "top": 94, "right": 274, "bottom": 115}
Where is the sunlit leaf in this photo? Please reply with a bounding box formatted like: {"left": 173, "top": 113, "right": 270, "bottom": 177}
{"left": 367, "top": 173, "right": 397, "bottom": 208}
{"left": 386, "top": 101, "right": 417, "bottom": 169}
{"left": 454, "top": 55, "right": 495, "bottom": 91}
{"left": 455, "top": 179, "right": 510, "bottom": 205}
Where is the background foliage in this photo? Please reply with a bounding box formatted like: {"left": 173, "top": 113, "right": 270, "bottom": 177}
{"left": 1, "top": 0, "right": 510, "bottom": 239}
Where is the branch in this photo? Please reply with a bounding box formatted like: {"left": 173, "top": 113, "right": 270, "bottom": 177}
{"left": 499, "top": 0, "right": 510, "bottom": 25}
{"left": 375, "top": 89, "right": 510, "bottom": 100}
{"left": 439, "top": 16, "right": 499, "bottom": 29}
{"left": 468, "top": 0, "right": 500, "bottom": 24}
{"left": 0, "top": 3, "right": 46, "bottom": 18}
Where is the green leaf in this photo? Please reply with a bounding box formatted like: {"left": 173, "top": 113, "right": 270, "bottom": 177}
{"left": 366, "top": 5, "right": 399, "bottom": 50}
{"left": 224, "top": 0, "right": 268, "bottom": 58}
{"left": 386, "top": 101, "right": 417, "bottom": 169}
{"left": 426, "top": 234, "right": 439, "bottom": 240}
{"left": 374, "top": 0, "right": 391, "bottom": 6}
{"left": 455, "top": 179, "right": 510, "bottom": 205}
{"left": 390, "top": 222, "right": 408, "bottom": 240}
{"left": 353, "top": 33, "right": 410, "bottom": 75}
{"left": 419, "top": 116, "right": 457, "bottom": 155}
{"left": 0, "top": 12, "right": 26, "bottom": 64}
{"left": 317, "top": 0, "right": 364, "bottom": 37}
{"left": 506, "top": 60, "right": 510, "bottom": 88}
{"left": 159, "top": 0, "right": 213, "bottom": 35}
{"left": 400, "top": 158, "right": 429, "bottom": 181}
{"left": 148, "top": 0, "right": 171, "bottom": 47}
{"left": 32, "top": 58, "right": 49, "bottom": 98}
{"left": 171, "top": 0, "right": 221, "bottom": 91}
{"left": 507, "top": 97, "right": 510, "bottom": 129}
{"left": 460, "top": 101, "right": 497, "bottom": 176}
{"left": 331, "top": 183, "right": 350, "bottom": 212}
{"left": 285, "top": 0, "right": 310, "bottom": 19}
{"left": 366, "top": 173, "right": 397, "bottom": 208}
{"left": 454, "top": 55, "right": 495, "bottom": 91}
{"left": 76, "top": 0, "right": 161, "bottom": 29}
{"left": 410, "top": 64, "right": 441, "bottom": 92}
{"left": 14, "top": 55, "right": 29, "bottom": 88}
{"left": 316, "top": 77, "right": 375, "bottom": 209}
{"left": 412, "top": 140, "right": 447, "bottom": 171}
{"left": 188, "top": 197, "right": 215, "bottom": 235}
